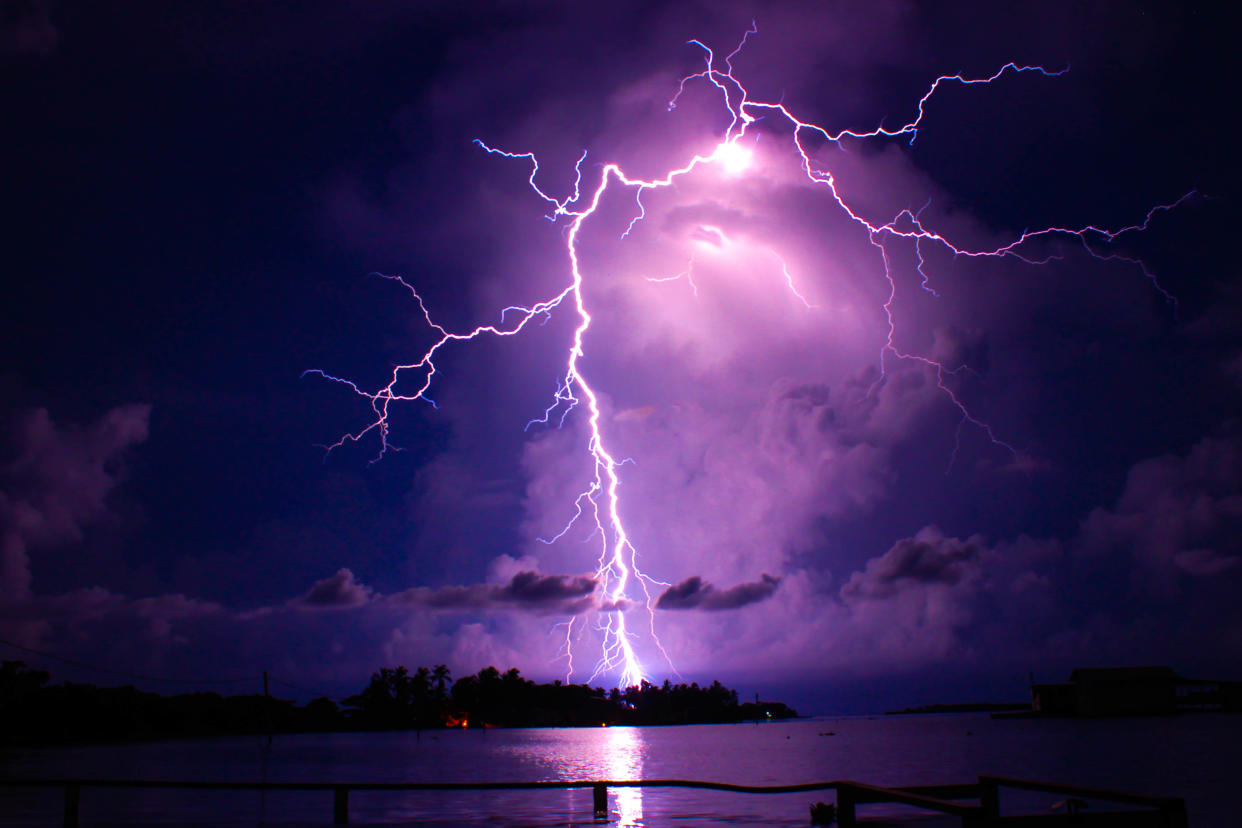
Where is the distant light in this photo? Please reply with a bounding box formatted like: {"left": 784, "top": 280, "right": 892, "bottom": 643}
{"left": 714, "top": 141, "right": 753, "bottom": 175}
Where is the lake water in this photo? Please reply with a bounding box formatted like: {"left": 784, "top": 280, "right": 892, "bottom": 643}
{"left": 1, "top": 713, "right": 1238, "bottom": 826}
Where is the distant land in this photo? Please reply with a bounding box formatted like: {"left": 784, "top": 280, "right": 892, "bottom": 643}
{"left": 885, "top": 666, "right": 1242, "bottom": 718}
{"left": 884, "top": 702, "right": 1029, "bottom": 715}
{"left": 0, "top": 661, "right": 797, "bottom": 746}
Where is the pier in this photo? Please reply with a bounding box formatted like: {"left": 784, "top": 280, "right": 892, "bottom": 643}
{"left": 0, "top": 774, "right": 1187, "bottom": 826}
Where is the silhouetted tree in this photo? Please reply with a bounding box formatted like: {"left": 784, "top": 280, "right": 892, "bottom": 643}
{"left": 431, "top": 664, "right": 451, "bottom": 702}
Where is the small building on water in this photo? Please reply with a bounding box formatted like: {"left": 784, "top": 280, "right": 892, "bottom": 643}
{"left": 1031, "top": 666, "right": 1242, "bottom": 716}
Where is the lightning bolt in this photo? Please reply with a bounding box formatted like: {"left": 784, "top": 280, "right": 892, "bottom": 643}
{"left": 308, "top": 23, "right": 1187, "bottom": 687}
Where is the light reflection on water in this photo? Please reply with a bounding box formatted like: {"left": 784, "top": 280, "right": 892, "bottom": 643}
{"left": 604, "top": 727, "right": 643, "bottom": 826}
{"left": 2, "top": 715, "right": 1240, "bottom": 826}
{"left": 499, "top": 725, "right": 645, "bottom": 825}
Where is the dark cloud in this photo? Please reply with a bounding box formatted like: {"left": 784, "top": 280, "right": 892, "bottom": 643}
{"left": 828, "top": 433, "right": 1242, "bottom": 674}
{"left": 830, "top": 527, "right": 1025, "bottom": 671}
{"left": 2, "top": 0, "right": 1236, "bottom": 704}
{"left": 1, "top": 405, "right": 150, "bottom": 601}
{"left": 293, "top": 568, "right": 375, "bottom": 609}
{"left": 657, "top": 573, "right": 780, "bottom": 611}
{"left": 1078, "top": 431, "right": 1242, "bottom": 585}
{"left": 0, "top": 585, "right": 226, "bottom": 664}
{"left": 497, "top": 570, "right": 596, "bottom": 604}
{"left": 395, "top": 571, "right": 597, "bottom": 614}
{"left": 840, "top": 531, "right": 986, "bottom": 601}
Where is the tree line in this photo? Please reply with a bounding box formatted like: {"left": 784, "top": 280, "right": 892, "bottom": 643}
{"left": 0, "top": 660, "right": 796, "bottom": 745}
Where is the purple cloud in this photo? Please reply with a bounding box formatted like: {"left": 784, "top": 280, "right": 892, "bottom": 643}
{"left": 4, "top": 6, "right": 1233, "bottom": 701}
{"left": 1079, "top": 432, "right": 1242, "bottom": 587}
{"left": 394, "top": 570, "right": 597, "bottom": 614}
{"left": 657, "top": 573, "right": 780, "bottom": 610}
{"left": 840, "top": 530, "right": 987, "bottom": 600}
{"left": 1, "top": 404, "right": 150, "bottom": 601}
{"left": 293, "top": 568, "right": 375, "bottom": 609}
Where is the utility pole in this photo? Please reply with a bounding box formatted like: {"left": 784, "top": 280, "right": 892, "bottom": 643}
{"left": 263, "top": 670, "right": 272, "bottom": 746}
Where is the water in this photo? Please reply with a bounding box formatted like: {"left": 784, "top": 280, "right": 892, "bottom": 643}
{"left": 1, "top": 714, "right": 1238, "bottom": 826}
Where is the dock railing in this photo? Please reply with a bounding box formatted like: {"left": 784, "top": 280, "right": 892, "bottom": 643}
{"left": 976, "top": 775, "right": 1188, "bottom": 828}
{"left": 0, "top": 775, "right": 1187, "bottom": 826}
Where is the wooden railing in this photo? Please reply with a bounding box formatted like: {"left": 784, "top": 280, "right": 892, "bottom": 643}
{"left": 0, "top": 775, "right": 1188, "bottom": 826}
{"left": 976, "top": 776, "right": 1188, "bottom": 828}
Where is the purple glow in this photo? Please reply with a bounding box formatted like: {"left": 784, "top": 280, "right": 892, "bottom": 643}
{"left": 309, "top": 24, "right": 1187, "bottom": 687}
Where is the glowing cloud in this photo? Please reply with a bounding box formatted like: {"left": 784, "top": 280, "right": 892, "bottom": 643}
{"left": 713, "top": 140, "right": 754, "bottom": 176}
{"left": 309, "top": 23, "right": 1186, "bottom": 687}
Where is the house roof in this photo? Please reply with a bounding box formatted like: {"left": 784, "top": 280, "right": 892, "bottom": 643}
{"left": 1069, "top": 666, "right": 1181, "bottom": 683}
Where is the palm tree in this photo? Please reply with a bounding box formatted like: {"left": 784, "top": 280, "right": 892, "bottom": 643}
{"left": 431, "top": 665, "right": 451, "bottom": 703}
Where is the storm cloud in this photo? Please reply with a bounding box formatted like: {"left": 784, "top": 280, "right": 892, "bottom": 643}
{"left": 840, "top": 531, "right": 987, "bottom": 601}
{"left": 657, "top": 574, "right": 780, "bottom": 611}
{"left": 394, "top": 571, "right": 598, "bottom": 614}
{"left": 293, "top": 568, "right": 375, "bottom": 609}
{"left": 1, "top": 405, "right": 150, "bottom": 602}
{"left": 2, "top": 2, "right": 1236, "bottom": 709}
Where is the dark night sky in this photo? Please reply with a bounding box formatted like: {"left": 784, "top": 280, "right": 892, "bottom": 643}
{"left": 2, "top": 0, "right": 1238, "bottom": 713}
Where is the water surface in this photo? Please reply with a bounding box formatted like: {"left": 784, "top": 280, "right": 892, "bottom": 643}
{"left": 2, "top": 714, "right": 1237, "bottom": 826}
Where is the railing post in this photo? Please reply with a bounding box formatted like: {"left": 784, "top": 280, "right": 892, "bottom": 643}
{"left": 333, "top": 785, "right": 349, "bottom": 825}
{"left": 979, "top": 777, "right": 999, "bottom": 821}
{"left": 593, "top": 782, "right": 608, "bottom": 819}
{"left": 62, "top": 783, "right": 80, "bottom": 828}
{"left": 837, "top": 784, "right": 856, "bottom": 828}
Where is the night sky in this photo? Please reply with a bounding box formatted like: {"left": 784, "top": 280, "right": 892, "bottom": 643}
{"left": 2, "top": 1, "right": 1238, "bottom": 714}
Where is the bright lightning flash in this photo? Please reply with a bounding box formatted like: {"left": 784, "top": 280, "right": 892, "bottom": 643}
{"left": 308, "top": 23, "right": 1188, "bottom": 688}
{"left": 714, "top": 140, "right": 754, "bottom": 175}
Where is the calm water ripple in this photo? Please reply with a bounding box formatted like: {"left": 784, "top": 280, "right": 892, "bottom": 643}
{"left": 2, "top": 714, "right": 1239, "bottom": 826}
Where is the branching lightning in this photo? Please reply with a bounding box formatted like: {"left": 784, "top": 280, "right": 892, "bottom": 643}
{"left": 308, "top": 23, "right": 1188, "bottom": 687}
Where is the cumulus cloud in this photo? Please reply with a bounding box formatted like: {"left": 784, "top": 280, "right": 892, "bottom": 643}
{"left": 821, "top": 434, "right": 1242, "bottom": 673}
{"left": 291, "top": 564, "right": 601, "bottom": 615}
{"left": 840, "top": 528, "right": 987, "bottom": 601}
{"left": 394, "top": 570, "right": 598, "bottom": 615}
{"left": 1, "top": 404, "right": 150, "bottom": 601}
{"left": 1, "top": 586, "right": 226, "bottom": 658}
{"left": 825, "top": 527, "right": 992, "bottom": 666}
{"left": 5, "top": 6, "right": 1228, "bottom": 698}
{"left": 1078, "top": 432, "right": 1242, "bottom": 587}
{"left": 656, "top": 573, "right": 780, "bottom": 610}
{"left": 293, "top": 568, "right": 375, "bottom": 609}
{"left": 8, "top": 433, "right": 1237, "bottom": 693}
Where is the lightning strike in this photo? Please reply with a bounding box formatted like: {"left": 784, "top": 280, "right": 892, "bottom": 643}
{"left": 713, "top": 140, "right": 754, "bottom": 175}
{"left": 310, "top": 23, "right": 1187, "bottom": 687}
